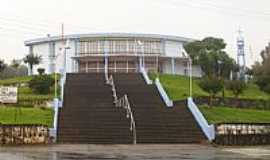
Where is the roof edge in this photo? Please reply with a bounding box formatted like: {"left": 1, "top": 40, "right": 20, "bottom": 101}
{"left": 24, "top": 33, "right": 195, "bottom": 46}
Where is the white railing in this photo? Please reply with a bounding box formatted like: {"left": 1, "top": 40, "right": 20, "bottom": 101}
{"left": 51, "top": 72, "right": 65, "bottom": 140}
{"left": 155, "top": 78, "right": 173, "bottom": 107}
{"left": 187, "top": 97, "right": 215, "bottom": 141}
{"left": 106, "top": 74, "right": 137, "bottom": 144}
{"left": 115, "top": 94, "right": 137, "bottom": 144}
{"left": 107, "top": 75, "right": 118, "bottom": 103}
{"left": 141, "top": 67, "right": 153, "bottom": 85}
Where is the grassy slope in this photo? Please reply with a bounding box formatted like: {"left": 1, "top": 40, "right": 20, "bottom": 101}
{"left": 199, "top": 105, "right": 270, "bottom": 124}
{"left": 0, "top": 76, "right": 56, "bottom": 103}
{"left": 0, "top": 76, "right": 33, "bottom": 85}
{"left": 0, "top": 75, "right": 57, "bottom": 126}
{"left": 150, "top": 74, "right": 270, "bottom": 124}
{"left": 150, "top": 74, "right": 207, "bottom": 100}
{"left": 0, "top": 106, "right": 54, "bottom": 127}
{"left": 150, "top": 74, "right": 270, "bottom": 101}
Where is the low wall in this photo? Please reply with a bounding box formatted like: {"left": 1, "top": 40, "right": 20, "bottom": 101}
{"left": 0, "top": 124, "right": 49, "bottom": 145}
{"left": 194, "top": 96, "right": 270, "bottom": 110}
{"left": 214, "top": 123, "right": 270, "bottom": 145}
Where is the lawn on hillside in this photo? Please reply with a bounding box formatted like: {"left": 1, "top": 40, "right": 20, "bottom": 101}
{"left": 0, "top": 106, "right": 54, "bottom": 127}
{"left": 150, "top": 74, "right": 270, "bottom": 100}
{"left": 199, "top": 105, "right": 270, "bottom": 124}
{"left": 0, "top": 75, "right": 60, "bottom": 106}
{"left": 0, "top": 76, "right": 33, "bottom": 85}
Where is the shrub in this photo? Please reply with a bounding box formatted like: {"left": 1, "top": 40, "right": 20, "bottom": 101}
{"left": 198, "top": 77, "right": 223, "bottom": 106}
{"left": 226, "top": 80, "right": 247, "bottom": 98}
{"left": 37, "top": 68, "right": 45, "bottom": 75}
{"left": 255, "top": 75, "right": 270, "bottom": 94}
{"left": 28, "top": 75, "right": 54, "bottom": 94}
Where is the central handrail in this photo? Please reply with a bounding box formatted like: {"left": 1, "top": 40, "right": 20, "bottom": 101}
{"left": 115, "top": 94, "right": 137, "bottom": 144}
{"left": 106, "top": 74, "right": 137, "bottom": 144}
{"left": 107, "top": 75, "right": 118, "bottom": 103}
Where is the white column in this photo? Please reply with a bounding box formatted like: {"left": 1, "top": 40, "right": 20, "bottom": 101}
{"left": 104, "top": 41, "right": 109, "bottom": 74}
{"left": 127, "top": 60, "right": 129, "bottom": 73}
{"left": 114, "top": 60, "right": 116, "bottom": 73}
{"left": 171, "top": 58, "right": 175, "bottom": 74}
{"left": 97, "top": 61, "right": 99, "bottom": 73}
{"left": 139, "top": 57, "right": 143, "bottom": 72}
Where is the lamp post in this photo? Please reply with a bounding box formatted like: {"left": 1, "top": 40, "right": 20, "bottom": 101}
{"left": 189, "top": 58, "right": 193, "bottom": 98}
{"left": 217, "top": 60, "right": 223, "bottom": 80}
{"left": 137, "top": 40, "right": 144, "bottom": 71}
{"left": 63, "top": 39, "right": 71, "bottom": 80}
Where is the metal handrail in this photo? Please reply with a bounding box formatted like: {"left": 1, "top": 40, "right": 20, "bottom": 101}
{"left": 107, "top": 75, "right": 118, "bottom": 103}
{"left": 105, "top": 74, "right": 137, "bottom": 144}
{"left": 115, "top": 94, "right": 137, "bottom": 144}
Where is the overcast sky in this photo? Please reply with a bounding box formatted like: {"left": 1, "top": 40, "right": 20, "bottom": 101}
{"left": 0, "top": 0, "right": 269, "bottom": 67}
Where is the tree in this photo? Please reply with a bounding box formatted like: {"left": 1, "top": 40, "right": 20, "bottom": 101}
{"left": 29, "top": 75, "right": 54, "bottom": 94}
{"left": 37, "top": 68, "right": 45, "bottom": 75}
{"left": 252, "top": 45, "right": 270, "bottom": 94}
{"left": 23, "top": 54, "right": 42, "bottom": 75}
{"left": 10, "top": 59, "right": 22, "bottom": 69}
{"left": 226, "top": 80, "right": 247, "bottom": 98}
{"left": 0, "top": 59, "right": 6, "bottom": 73}
{"left": 198, "top": 77, "right": 223, "bottom": 106}
{"left": 0, "top": 65, "right": 28, "bottom": 79}
{"left": 184, "top": 37, "right": 235, "bottom": 80}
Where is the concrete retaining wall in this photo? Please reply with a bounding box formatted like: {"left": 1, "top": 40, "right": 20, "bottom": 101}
{"left": 214, "top": 123, "right": 270, "bottom": 145}
{"left": 0, "top": 124, "right": 49, "bottom": 145}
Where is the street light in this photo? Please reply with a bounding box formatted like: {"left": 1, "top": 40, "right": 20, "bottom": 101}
{"left": 189, "top": 58, "right": 193, "bottom": 98}
{"left": 136, "top": 40, "right": 144, "bottom": 71}
{"left": 217, "top": 60, "right": 223, "bottom": 80}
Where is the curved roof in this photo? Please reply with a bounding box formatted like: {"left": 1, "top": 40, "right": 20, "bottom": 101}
{"left": 24, "top": 33, "right": 194, "bottom": 46}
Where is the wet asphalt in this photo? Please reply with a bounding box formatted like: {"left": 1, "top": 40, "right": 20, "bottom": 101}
{"left": 0, "top": 144, "right": 270, "bottom": 160}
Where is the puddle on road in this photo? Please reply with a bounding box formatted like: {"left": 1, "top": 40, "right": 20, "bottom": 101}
{"left": 27, "top": 151, "right": 127, "bottom": 160}
{"left": 223, "top": 148, "right": 270, "bottom": 159}
{"left": 1, "top": 145, "right": 270, "bottom": 160}
{"left": 55, "top": 152, "right": 125, "bottom": 160}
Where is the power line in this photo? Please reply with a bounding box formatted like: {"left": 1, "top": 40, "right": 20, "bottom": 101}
{"left": 151, "top": 0, "right": 270, "bottom": 21}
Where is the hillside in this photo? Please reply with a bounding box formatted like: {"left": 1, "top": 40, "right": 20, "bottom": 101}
{"left": 0, "top": 75, "right": 56, "bottom": 126}
{"left": 150, "top": 74, "right": 270, "bottom": 101}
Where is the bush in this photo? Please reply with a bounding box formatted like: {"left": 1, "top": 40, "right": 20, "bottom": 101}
{"left": 37, "top": 68, "right": 45, "bottom": 75}
{"left": 255, "top": 75, "right": 270, "bottom": 94}
{"left": 199, "top": 77, "right": 223, "bottom": 105}
{"left": 226, "top": 80, "right": 247, "bottom": 98}
{"left": 28, "top": 75, "right": 54, "bottom": 94}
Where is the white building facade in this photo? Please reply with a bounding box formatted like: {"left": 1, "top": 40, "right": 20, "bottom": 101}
{"left": 24, "top": 33, "right": 202, "bottom": 77}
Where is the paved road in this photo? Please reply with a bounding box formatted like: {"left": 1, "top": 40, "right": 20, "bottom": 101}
{"left": 0, "top": 144, "right": 270, "bottom": 160}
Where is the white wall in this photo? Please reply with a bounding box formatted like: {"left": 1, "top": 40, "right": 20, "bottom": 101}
{"left": 54, "top": 40, "right": 76, "bottom": 74}
{"left": 164, "top": 40, "right": 184, "bottom": 57}
{"left": 162, "top": 59, "right": 173, "bottom": 74}
{"left": 191, "top": 65, "right": 203, "bottom": 78}
{"left": 161, "top": 59, "right": 203, "bottom": 77}
{"left": 31, "top": 43, "right": 49, "bottom": 74}
{"left": 31, "top": 39, "right": 76, "bottom": 74}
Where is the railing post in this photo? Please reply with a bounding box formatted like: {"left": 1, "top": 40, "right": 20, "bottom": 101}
{"left": 106, "top": 76, "right": 137, "bottom": 144}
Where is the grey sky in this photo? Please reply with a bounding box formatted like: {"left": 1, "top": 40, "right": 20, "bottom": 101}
{"left": 0, "top": 0, "right": 269, "bottom": 67}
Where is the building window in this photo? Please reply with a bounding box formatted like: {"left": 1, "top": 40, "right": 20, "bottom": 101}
{"left": 128, "top": 40, "right": 135, "bottom": 54}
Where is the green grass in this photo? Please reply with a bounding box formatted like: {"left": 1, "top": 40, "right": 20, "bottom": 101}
{"left": 150, "top": 74, "right": 207, "bottom": 100}
{"left": 0, "top": 76, "right": 33, "bottom": 85}
{"left": 19, "top": 94, "right": 54, "bottom": 101}
{"left": 0, "top": 75, "right": 60, "bottom": 106}
{"left": 225, "top": 83, "right": 270, "bottom": 100}
{"left": 0, "top": 106, "right": 54, "bottom": 127}
{"left": 199, "top": 105, "right": 270, "bottom": 124}
{"left": 150, "top": 74, "right": 270, "bottom": 100}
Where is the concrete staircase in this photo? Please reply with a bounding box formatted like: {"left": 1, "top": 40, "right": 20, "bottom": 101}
{"left": 57, "top": 73, "right": 206, "bottom": 144}
{"left": 113, "top": 73, "right": 206, "bottom": 143}
{"left": 57, "top": 73, "right": 132, "bottom": 144}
